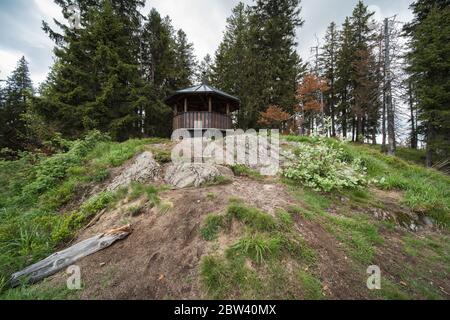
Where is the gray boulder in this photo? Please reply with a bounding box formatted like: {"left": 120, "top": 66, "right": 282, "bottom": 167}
{"left": 107, "top": 151, "right": 160, "bottom": 191}
{"left": 165, "top": 162, "right": 233, "bottom": 189}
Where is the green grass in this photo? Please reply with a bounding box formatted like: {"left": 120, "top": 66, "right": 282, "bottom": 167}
{"left": 283, "top": 135, "right": 450, "bottom": 228}
{"left": 200, "top": 200, "right": 317, "bottom": 299}
{"left": 403, "top": 234, "right": 450, "bottom": 265}
{"left": 127, "top": 206, "right": 142, "bottom": 217}
{"left": 152, "top": 148, "right": 172, "bottom": 164}
{"left": 288, "top": 186, "right": 382, "bottom": 264}
{"left": 206, "top": 192, "right": 217, "bottom": 200}
{"left": 226, "top": 200, "right": 277, "bottom": 232}
{"left": 202, "top": 175, "right": 233, "bottom": 187}
{"left": 297, "top": 270, "right": 324, "bottom": 300}
{"left": 376, "top": 279, "right": 411, "bottom": 300}
{"left": 0, "top": 131, "right": 167, "bottom": 295}
{"left": 229, "top": 164, "right": 263, "bottom": 180}
{"left": 200, "top": 255, "right": 262, "bottom": 299}
{"left": 200, "top": 214, "right": 224, "bottom": 241}
{"left": 227, "top": 233, "right": 283, "bottom": 264}
{"left": 0, "top": 282, "right": 77, "bottom": 300}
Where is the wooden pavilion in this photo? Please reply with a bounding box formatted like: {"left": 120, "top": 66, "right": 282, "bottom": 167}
{"left": 164, "top": 83, "right": 240, "bottom": 132}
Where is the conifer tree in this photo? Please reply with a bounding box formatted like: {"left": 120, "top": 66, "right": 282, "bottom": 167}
{"left": 212, "top": 0, "right": 304, "bottom": 129}
{"left": 405, "top": 0, "right": 450, "bottom": 166}
{"left": 335, "top": 18, "right": 354, "bottom": 138}
{"left": 349, "top": 1, "right": 377, "bottom": 142}
{"left": 320, "top": 22, "right": 339, "bottom": 136}
{"left": 140, "top": 9, "right": 179, "bottom": 137}
{"left": 35, "top": 0, "right": 147, "bottom": 140}
{"left": 173, "top": 29, "right": 196, "bottom": 88}
{"left": 0, "top": 57, "right": 33, "bottom": 149}
{"left": 196, "top": 54, "right": 214, "bottom": 84}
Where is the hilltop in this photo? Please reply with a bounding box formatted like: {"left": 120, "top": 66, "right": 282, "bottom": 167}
{"left": 0, "top": 132, "right": 449, "bottom": 300}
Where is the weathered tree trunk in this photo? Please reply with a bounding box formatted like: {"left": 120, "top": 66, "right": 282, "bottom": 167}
{"left": 9, "top": 226, "right": 131, "bottom": 287}
{"left": 425, "top": 123, "right": 434, "bottom": 167}
{"left": 409, "top": 80, "right": 417, "bottom": 149}
{"left": 385, "top": 18, "right": 396, "bottom": 155}
{"left": 352, "top": 116, "right": 356, "bottom": 142}
{"left": 342, "top": 95, "right": 347, "bottom": 138}
{"left": 356, "top": 115, "right": 363, "bottom": 143}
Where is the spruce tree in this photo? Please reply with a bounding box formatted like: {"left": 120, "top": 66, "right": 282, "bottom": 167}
{"left": 140, "top": 9, "right": 179, "bottom": 137}
{"left": 320, "top": 22, "right": 339, "bottom": 136}
{"left": 35, "top": 0, "right": 147, "bottom": 140}
{"left": 213, "top": 2, "right": 253, "bottom": 127}
{"left": 349, "top": 1, "right": 377, "bottom": 142}
{"left": 212, "top": 0, "right": 304, "bottom": 129}
{"left": 1, "top": 57, "right": 33, "bottom": 150}
{"left": 336, "top": 18, "right": 354, "bottom": 138}
{"left": 173, "top": 29, "right": 196, "bottom": 88}
{"left": 249, "top": 0, "right": 303, "bottom": 115}
{"left": 196, "top": 54, "right": 214, "bottom": 84}
{"left": 405, "top": 1, "right": 450, "bottom": 166}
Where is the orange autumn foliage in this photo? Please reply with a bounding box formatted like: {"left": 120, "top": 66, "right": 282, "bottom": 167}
{"left": 296, "top": 73, "right": 328, "bottom": 112}
{"left": 258, "top": 105, "right": 290, "bottom": 127}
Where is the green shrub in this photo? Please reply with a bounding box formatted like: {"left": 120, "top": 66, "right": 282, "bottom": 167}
{"left": 283, "top": 139, "right": 367, "bottom": 192}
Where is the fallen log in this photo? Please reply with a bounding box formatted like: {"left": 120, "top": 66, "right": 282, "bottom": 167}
{"left": 9, "top": 225, "right": 131, "bottom": 287}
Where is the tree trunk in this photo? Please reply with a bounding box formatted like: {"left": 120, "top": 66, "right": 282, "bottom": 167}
{"left": 425, "top": 123, "right": 434, "bottom": 167}
{"left": 342, "top": 94, "right": 347, "bottom": 138}
{"left": 352, "top": 116, "right": 356, "bottom": 142}
{"left": 385, "top": 18, "right": 395, "bottom": 155}
{"left": 409, "top": 80, "right": 417, "bottom": 149}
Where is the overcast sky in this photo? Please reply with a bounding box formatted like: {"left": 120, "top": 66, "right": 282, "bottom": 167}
{"left": 0, "top": 0, "right": 414, "bottom": 86}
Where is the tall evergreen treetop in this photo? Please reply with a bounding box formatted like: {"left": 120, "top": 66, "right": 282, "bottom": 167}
{"left": 1, "top": 56, "right": 33, "bottom": 149}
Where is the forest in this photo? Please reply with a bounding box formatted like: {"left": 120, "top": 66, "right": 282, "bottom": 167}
{"left": 0, "top": 0, "right": 448, "bottom": 168}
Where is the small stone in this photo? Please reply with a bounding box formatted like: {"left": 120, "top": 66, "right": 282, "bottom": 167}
{"left": 422, "top": 216, "right": 435, "bottom": 227}
{"left": 100, "top": 262, "right": 106, "bottom": 267}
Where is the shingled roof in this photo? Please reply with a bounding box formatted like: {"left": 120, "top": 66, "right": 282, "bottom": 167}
{"left": 164, "top": 83, "right": 240, "bottom": 104}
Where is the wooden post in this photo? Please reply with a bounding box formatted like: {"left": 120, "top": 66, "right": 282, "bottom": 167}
{"left": 184, "top": 98, "right": 187, "bottom": 113}
{"left": 208, "top": 96, "right": 212, "bottom": 113}
{"left": 173, "top": 105, "right": 177, "bottom": 115}
{"left": 226, "top": 103, "right": 230, "bottom": 115}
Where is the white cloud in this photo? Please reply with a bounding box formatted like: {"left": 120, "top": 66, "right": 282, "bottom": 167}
{"left": 0, "top": 49, "right": 23, "bottom": 81}
{"left": 143, "top": 0, "right": 251, "bottom": 60}
{"left": 33, "top": 0, "right": 64, "bottom": 21}
{"left": 368, "top": 5, "right": 383, "bottom": 22}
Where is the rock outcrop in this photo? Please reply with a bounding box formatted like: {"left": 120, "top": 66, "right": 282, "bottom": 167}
{"left": 107, "top": 151, "right": 160, "bottom": 191}
{"left": 165, "top": 162, "right": 233, "bottom": 189}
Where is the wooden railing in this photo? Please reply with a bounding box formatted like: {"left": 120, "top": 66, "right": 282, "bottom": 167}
{"left": 173, "top": 112, "right": 232, "bottom": 130}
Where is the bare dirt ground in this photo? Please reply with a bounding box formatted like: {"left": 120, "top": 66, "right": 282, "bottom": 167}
{"left": 45, "top": 172, "right": 450, "bottom": 300}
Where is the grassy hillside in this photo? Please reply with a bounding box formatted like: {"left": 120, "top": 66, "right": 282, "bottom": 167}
{"left": 0, "top": 134, "right": 448, "bottom": 299}
{"left": 0, "top": 131, "right": 168, "bottom": 290}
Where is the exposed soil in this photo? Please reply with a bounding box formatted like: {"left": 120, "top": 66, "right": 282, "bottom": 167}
{"left": 46, "top": 159, "right": 449, "bottom": 300}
